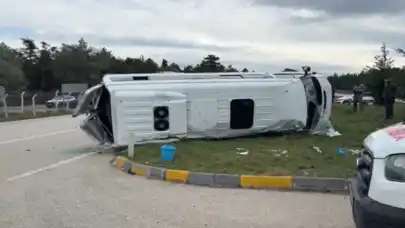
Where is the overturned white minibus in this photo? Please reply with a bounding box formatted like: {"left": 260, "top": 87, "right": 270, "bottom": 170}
{"left": 73, "top": 67, "right": 333, "bottom": 146}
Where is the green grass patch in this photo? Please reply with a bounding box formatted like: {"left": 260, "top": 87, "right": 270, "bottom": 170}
{"left": 127, "top": 104, "right": 405, "bottom": 178}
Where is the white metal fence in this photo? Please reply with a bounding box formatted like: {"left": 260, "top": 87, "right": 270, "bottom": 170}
{"left": 0, "top": 90, "right": 84, "bottom": 119}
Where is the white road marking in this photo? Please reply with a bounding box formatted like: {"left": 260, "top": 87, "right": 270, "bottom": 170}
{"left": 6, "top": 152, "right": 98, "bottom": 182}
{"left": 0, "top": 129, "right": 78, "bottom": 145}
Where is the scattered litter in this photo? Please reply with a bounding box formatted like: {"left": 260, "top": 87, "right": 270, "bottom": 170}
{"left": 326, "top": 128, "right": 341, "bottom": 137}
{"left": 304, "top": 170, "right": 319, "bottom": 177}
{"left": 337, "top": 147, "right": 346, "bottom": 155}
{"left": 312, "top": 146, "right": 322, "bottom": 154}
{"left": 337, "top": 147, "right": 361, "bottom": 156}
{"left": 271, "top": 149, "right": 288, "bottom": 158}
{"left": 237, "top": 151, "right": 249, "bottom": 155}
{"left": 236, "top": 148, "right": 249, "bottom": 155}
{"left": 349, "top": 149, "right": 362, "bottom": 155}
{"left": 312, "top": 121, "right": 341, "bottom": 137}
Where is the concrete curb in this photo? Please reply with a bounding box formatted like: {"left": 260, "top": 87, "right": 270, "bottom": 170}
{"left": 112, "top": 156, "right": 349, "bottom": 194}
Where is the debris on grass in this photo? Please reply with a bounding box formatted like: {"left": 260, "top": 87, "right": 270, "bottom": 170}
{"left": 326, "top": 127, "right": 342, "bottom": 137}
{"left": 271, "top": 149, "right": 288, "bottom": 158}
{"left": 300, "top": 170, "right": 318, "bottom": 177}
{"left": 312, "top": 146, "right": 322, "bottom": 154}
{"left": 312, "top": 121, "right": 341, "bottom": 137}
{"left": 337, "top": 147, "right": 346, "bottom": 155}
{"left": 236, "top": 148, "right": 249, "bottom": 155}
{"left": 337, "top": 147, "right": 360, "bottom": 156}
{"left": 349, "top": 149, "right": 362, "bottom": 155}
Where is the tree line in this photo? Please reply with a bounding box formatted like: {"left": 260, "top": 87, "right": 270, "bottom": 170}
{"left": 329, "top": 43, "right": 405, "bottom": 103}
{"left": 1, "top": 38, "right": 405, "bottom": 102}
{"left": 0, "top": 38, "right": 243, "bottom": 92}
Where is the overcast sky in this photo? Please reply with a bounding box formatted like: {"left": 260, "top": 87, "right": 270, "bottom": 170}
{"left": 1, "top": 0, "right": 405, "bottom": 74}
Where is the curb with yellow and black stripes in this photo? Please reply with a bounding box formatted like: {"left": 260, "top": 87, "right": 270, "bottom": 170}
{"left": 111, "top": 156, "right": 349, "bottom": 193}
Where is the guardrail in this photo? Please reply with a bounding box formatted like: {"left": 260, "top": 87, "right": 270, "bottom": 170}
{"left": 0, "top": 90, "right": 84, "bottom": 119}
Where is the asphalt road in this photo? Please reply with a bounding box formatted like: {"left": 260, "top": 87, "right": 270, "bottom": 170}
{"left": 0, "top": 116, "right": 355, "bottom": 228}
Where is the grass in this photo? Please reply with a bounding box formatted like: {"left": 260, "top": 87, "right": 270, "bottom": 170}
{"left": 0, "top": 110, "right": 71, "bottom": 122}
{"left": 127, "top": 104, "right": 405, "bottom": 178}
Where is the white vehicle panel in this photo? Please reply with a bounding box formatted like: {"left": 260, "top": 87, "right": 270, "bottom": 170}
{"left": 365, "top": 123, "right": 405, "bottom": 158}
{"left": 113, "top": 91, "right": 187, "bottom": 145}
{"left": 73, "top": 70, "right": 334, "bottom": 146}
{"left": 108, "top": 79, "right": 308, "bottom": 144}
{"left": 368, "top": 159, "right": 405, "bottom": 209}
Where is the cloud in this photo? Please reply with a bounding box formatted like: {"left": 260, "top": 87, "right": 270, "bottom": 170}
{"left": 33, "top": 31, "right": 240, "bottom": 51}
{"left": 0, "top": 0, "right": 405, "bottom": 74}
{"left": 254, "top": 0, "right": 405, "bottom": 17}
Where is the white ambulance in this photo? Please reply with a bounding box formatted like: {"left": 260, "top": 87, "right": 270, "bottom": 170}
{"left": 350, "top": 123, "right": 405, "bottom": 228}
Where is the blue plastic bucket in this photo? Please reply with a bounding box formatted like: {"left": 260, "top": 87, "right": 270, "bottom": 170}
{"left": 337, "top": 147, "right": 346, "bottom": 156}
{"left": 160, "top": 144, "right": 176, "bottom": 161}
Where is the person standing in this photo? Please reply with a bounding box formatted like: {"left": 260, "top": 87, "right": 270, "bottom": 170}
{"left": 359, "top": 84, "right": 366, "bottom": 112}
{"left": 384, "top": 79, "right": 396, "bottom": 119}
{"left": 353, "top": 83, "right": 365, "bottom": 112}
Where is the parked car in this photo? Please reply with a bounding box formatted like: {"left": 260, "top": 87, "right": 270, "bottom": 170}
{"left": 45, "top": 95, "right": 78, "bottom": 109}
{"left": 335, "top": 95, "right": 375, "bottom": 105}
{"left": 349, "top": 123, "right": 405, "bottom": 228}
